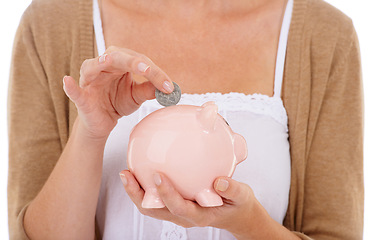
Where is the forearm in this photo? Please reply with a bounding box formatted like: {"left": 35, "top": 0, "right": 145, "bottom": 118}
{"left": 24, "top": 117, "right": 107, "bottom": 240}
{"left": 233, "top": 199, "right": 300, "bottom": 240}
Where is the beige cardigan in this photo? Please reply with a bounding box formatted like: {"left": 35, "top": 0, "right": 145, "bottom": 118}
{"left": 7, "top": 0, "right": 364, "bottom": 239}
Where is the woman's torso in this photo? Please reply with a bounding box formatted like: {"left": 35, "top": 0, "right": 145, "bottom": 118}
{"left": 95, "top": 0, "right": 293, "bottom": 239}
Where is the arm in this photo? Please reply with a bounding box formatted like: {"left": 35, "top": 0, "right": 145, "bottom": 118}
{"left": 7, "top": 5, "right": 106, "bottom": 239}
{"left": 7, "top": 9, "right": 64, "bottom": 240}
{"left": 7, "top": 21, "right": 105, "bottom": 237}
{"left": 23, "top": 50, "right": 173, "bottom": 239}
{"left": 7, "top": 9, "right": 103, "bottom": 239}
{"left": 297, "top": 26, "right": 364, "bottom": 239}
{"left": 23, "top": 118, "right": 106, "bottom": 239}
{"left": 8, "top": 17, "right": 175, "bottom": 239}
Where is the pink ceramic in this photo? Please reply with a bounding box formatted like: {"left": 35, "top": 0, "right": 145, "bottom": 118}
{"left": 127, "top": 101, "right": 248, "bottom": 208}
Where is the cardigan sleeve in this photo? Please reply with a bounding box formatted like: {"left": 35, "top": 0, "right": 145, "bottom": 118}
{"left": 7, "top": 7, "right": 63, "bottom": 240}
{"left": 299, "top": 25, "right": 364, "bottom": 239}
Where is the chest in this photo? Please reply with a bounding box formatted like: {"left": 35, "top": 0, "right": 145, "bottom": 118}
{"left": 100, "top": 3, "right": 284, "bottom": 95}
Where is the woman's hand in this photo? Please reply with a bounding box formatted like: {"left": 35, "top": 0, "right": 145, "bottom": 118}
{"left": 63, "top": 46, "right": 174, "bottom": 140}
{"left": 120, "top": 171, "right": 301, "bottom": 240}
{"left": 120, "top": 170, "right": 257, "bottom": 238}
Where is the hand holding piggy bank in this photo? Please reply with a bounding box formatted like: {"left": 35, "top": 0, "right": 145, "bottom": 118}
{"left": 127, "top": 101, "right": 247, "bottom": 208}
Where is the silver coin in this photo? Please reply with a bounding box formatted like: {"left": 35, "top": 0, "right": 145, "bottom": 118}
{"left": 155, "top": 82, "right": 181, "bottom": 107}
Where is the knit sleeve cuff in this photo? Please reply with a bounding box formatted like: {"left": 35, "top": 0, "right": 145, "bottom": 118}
{"left": 16, "top": 203, "right": 31, "bottom": 240}
{"left": 292, "top": 231, "right": 313, "bottom": 240}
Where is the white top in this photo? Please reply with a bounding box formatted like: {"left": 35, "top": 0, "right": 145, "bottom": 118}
{"left": 94, "top": 0, "right": 294, "bottom": 239}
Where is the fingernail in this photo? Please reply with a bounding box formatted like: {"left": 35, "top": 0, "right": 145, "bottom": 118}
{"left": 216, "top": 179, "right": 229, "bottom": 192}
{"left": 119, "top": 173, "right": 127, "bottom": 186}
{"left": 163, "top": 81, "right": 174, "bottom": 93}
{"left": 153, "top": 173, "right": 162, "bottom": 186}
{"left": 138, "top": 62, "right": 150, "bottom": 73}
{"left": 99, "top": 54, "right": 107, "bottom": 63}
{"left": 62, "top": 76, "right": 67, "bottom": 88}
{"left": 62, "top": 76, "right": 69, "bottom": 97}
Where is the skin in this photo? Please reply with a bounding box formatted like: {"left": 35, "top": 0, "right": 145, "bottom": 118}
{"left": 121, "top": 171, "right": 301, "bottom": 239}
{"left": 100, "top": 0, "right": 286, "bottom": 95}
{"left": 24, "top": 49, "right": 173, "bottom": 239}
{"left": 24, "top": 0, "right": 301, "bottom": 239}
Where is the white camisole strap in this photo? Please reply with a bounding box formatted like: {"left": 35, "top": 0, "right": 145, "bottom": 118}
{"left": 274, "top": 0, "right": 293, "bottom": 98}
{"left": 93, "top": 0, "right": 106, "bottom": 56}
{"left": 92, "top": 0, "right": 293, "bottom": 98}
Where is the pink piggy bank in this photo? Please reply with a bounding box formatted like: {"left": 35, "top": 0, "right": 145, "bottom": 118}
{"left": 127, "top": 101, "right": 247, "bottom": 208}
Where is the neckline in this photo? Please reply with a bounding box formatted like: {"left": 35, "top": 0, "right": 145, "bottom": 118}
{"left": 141, "top": 91, "right": 289, "bottom": 131}
{"left": 93, "top": 0, "right": 293, "bottom": 99}
{"left": 181, "top": 91, "right": 281, "bottom": 100}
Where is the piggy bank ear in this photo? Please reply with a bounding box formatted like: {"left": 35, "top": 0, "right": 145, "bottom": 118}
{"left": 234, "top": 133, "right": 248, "bottom": 164}
{"left": 197, "top": 101, "right": 218, "bottom": 133}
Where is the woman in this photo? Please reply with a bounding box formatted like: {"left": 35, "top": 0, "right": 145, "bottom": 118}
{"left": 8, "top": 0, "right": 364, "bottom": 239}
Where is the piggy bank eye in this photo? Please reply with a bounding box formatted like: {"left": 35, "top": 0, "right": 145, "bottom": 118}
{"left": 223, "top": 117, "right": 230, "bottom": 126}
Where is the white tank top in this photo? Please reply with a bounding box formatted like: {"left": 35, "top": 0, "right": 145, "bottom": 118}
{"left": 94, "top": 0, "right": 293, "bottom": 239}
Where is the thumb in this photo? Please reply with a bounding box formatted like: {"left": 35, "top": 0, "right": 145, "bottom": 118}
{"left": 131, "top": 80, "right": 156, "bottom": 106}
{"left": 214, "top": 177, "right": 253, "bottom": 205}
{"left": 63, "top": 76, "right": 84, "bottom": 106}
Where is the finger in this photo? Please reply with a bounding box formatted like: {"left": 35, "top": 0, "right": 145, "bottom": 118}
{"left": 79, "top": 52, "right": 128, "bottom": 88}
{"left": 120, "top": 171, "right": 185, "bottom": 223}
{"left": 79, "top": 56, "right": 110, "bottom": 87}
{"left": 131, "top": 81, "right": 157, "bottom": 105}
{"left": 80, "top": 47, "right": 174, "bottom": 93}
{"left": 111, "top": 73, "right": 155, "bottom": 116}
{"left": 119, "top": 170, "right": 145, "bottom": 207}
{"left": 214, "top": 177, "right": 252, "bottom": 206}
{"left": 103, "top": 48, "right": 174, "bottom": 93}
{"left": 154, "top": 173, "right": 204, "bottom": 222}
{"left": 63, "top": 76, "right": 84, "bottom": 106}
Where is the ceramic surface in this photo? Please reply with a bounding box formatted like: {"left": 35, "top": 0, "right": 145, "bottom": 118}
{"left": 127, "top": 101, "right": 248, "bottom": 208}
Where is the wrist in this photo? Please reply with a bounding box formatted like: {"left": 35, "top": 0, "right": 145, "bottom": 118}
{"left": 63, "top": 117, "right": 108, "bottom": 167}
{"left": 230, "top": 197, "right": 263, "bottom": 239}
{"left": 72, "top": 116, "right": 110, "bottom": 144}
{"left": 231, "top": 198, "right": 300, "bottom": 240}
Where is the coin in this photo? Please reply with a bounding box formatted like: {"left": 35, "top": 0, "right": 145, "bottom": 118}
{"left": 155, "top": 82, "right": 181, "bottom": 107}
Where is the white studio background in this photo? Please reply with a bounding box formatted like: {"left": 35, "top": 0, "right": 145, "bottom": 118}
{"left": 0, "top": 0, "right": 370, "bottom": 239}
